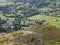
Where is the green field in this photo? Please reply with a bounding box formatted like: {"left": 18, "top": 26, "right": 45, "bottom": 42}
{"left": 0, "top": 2, "right": 14, "bottom": 6}
{"left": 39, "top": 7, "right": 53, "bottom": 11}
{"left": 0, "top": 12, "right": 15, "bottom": 22}
{"left": 29, "top": 14, "right": 60, "bottom": 26}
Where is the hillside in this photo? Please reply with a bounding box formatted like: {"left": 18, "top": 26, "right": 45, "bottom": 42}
{"left": 0, "top": 25, "right": 60, "bottom": 45}
{"left": 0, "top": 30, "right": 43, "bottom": 45}
{"left": 0, "top": 0, "right": 60, "bottom": 45}
{"left": 29, "top": 24, "right": 60, "bottom": 45}
{"left": 29, "top": 15, "right": 60, "bottom": 26}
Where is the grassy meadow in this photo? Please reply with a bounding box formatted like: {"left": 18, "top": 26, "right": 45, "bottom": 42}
{"left": 29, "top": 14, "right": 60, "bottom": 26}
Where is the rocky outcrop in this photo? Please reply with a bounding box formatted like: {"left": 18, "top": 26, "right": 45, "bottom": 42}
{"left": 0, "top": 30, "right": 44, "bottom": 45}
{"left": 12, "top": 31, "right": 44, "bottom": 45}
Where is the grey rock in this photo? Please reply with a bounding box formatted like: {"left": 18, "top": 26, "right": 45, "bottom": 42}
{"left": 12, "top": 31, "right": 44, "bottom": 45}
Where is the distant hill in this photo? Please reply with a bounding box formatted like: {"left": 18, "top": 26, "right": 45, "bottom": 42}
{"left": 0, "top": 0, "right": 6, "bottom": 2}
{"left": 6, "top": 0, "right": 60, "bottom": 7}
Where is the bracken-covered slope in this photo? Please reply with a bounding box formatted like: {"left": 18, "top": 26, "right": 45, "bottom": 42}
{"left": 29, "top": 24, "right": 60, "bottom": 41}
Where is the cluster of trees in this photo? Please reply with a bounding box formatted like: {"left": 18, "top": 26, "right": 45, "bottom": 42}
{"left": 6, "top": 0, "right": 60, "bottom": 7}
{"left": 5, "top": 0, "right": 60, "bottom": 17}
{"left": 0, "top": 2, "right": 40, "bottom": 17}
{"left": 0, "top": 18, "right": 20, "bottom": 33}
{"left": 0, "top": 0, "right": 60, "bottom": 33}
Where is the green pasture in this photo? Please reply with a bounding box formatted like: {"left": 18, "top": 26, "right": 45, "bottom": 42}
{"left": 29, "top": 14, "right": 60, "bottom": 26}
